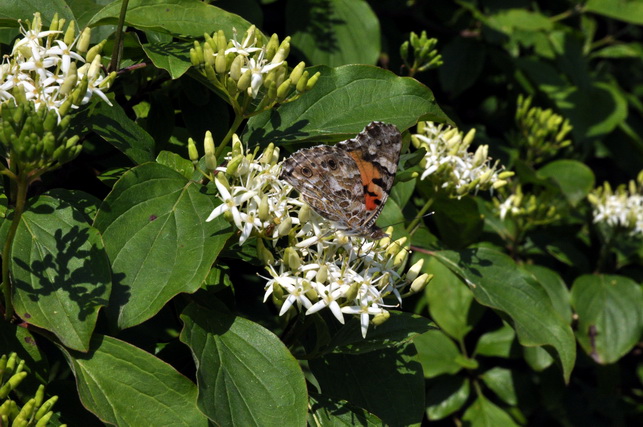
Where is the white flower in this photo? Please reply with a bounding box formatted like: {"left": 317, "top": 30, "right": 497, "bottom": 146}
{"left": 240, "top": 49, "right": 282, "bottom": 98}
{"left": 225, "top": 27, "right": 263, "bottom": 57}
{"left": 46, "top": 40, "right": 85, "bottom": 75}
{"left": 341, "top": 298, "right": 385, "bottom": 338}
{"left": 206, "top": 176, "right": 256, "bottom": 229}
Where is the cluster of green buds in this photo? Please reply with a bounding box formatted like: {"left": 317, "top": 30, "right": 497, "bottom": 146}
{"left": 400, "top": 30, "right": 443, "bottom": 76}
{"left": 0, "top": 87, "right": 83, "bottom": 179}
{"left": 588, "top": 171, "right": 643, "bottom": 237}
{"left": 413, "top": 121, "right": 513, "bottom": 198}
{"left": 494, "top": 184, "right": 562, "bottom": 227}
{"left": 0, "top": 353, "right": 61, "bottom": 426}
{"left": 190, "top": 25, "right": 320, "bottom": 116}
{"left": 0, "top": 12, "right": 115, "bottom": 182}
{"left": 510, "top": 95, "right": 573, "bottom": 165}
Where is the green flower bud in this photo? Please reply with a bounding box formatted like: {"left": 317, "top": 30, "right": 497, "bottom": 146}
{"left": 204, "top": 63, "right": 217, "bottom": 83}
{"left": 35, "top": 411, "right": 53, "bottom": 427}
{"left": 237, "top": 69, "right": 252, "bottom": 92}
{"left": 372, "top": 310, "right": 390, "bottom": 326}
{"left": 204, "top": 131, "right": 216, "bottom": 171}
{"left": 187, "top": 138, "right": 199, "bottom": 163}
{"left": 59, "top": 63, "right": 78, "bottom": 96}
{"left": 289, "top": 62, "right": 305, "bottom": 86}
{"left": 258, "top": 195, "right": 270, "bottom": 222}
{"left": 305, "top": 71, "right": 320, "bottom": 91}
{"left": 201, "top": 43, "right": 214, "bottom": 67}
{"left": 71, "top": 77, "right": 89, "bottom": 106}
{"left": 0, "top": 371, "right": 27, "bottom": 399}
{"left": 216, "top": 30, "right": 227, "bottom": 52}
{"left": 229, "top": 55, "right": 244, "bottom": 81}
{"left": 316, "top": 265, "right": 328, "bottom": 283}
{"left": 86, "top": 40, "right": 105, "bottom": 64}
{"left": 204, "top": 32, "right": 215, "bottom": 51}
{"left": 296, "top": 70, "right": 309, "bottom": 92}
{"left": 411, "top": 273, "right": 432, "bottom": 293}
{"left": 63, "top": 21, "right": 76, "bottom": 47}
{"left": 410, "top": 31, "right": 420, "bottom": 49}
{"left": 277, "top": 216, "right": 292, "bottom": 236}
{"left": 265, "top": 33, "right": 280, "bottom": 61}
{"left": 260, "top": 143, "right": 274, "bottom": 165}
{"left": 400, "top": 40, "right": 409, "bottom": 63}
{"left": 277, "top": 78, "right": 291, "bottom": 101}
{"left": 226, "top": 154, "right": 244, "bottom": 175}
{"left": 284, "top": 247, "right": 301, "bottom": 270}
{"left": 77, "top": 27, "right": 91, "bottom": 54}
{"left": 215, "top": 49, "right": 227, "bottom": 74}
{"left": 256, "top": 238, "right": 274, "bottom": 265}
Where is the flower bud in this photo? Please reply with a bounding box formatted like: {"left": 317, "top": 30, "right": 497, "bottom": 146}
{"left": 231, "top": 133, "right": 243, "bottom": 156}
{"left": 229, "top": 55, "right": 244, "bottom": 81}
{"left": 260, "top": 143, "right": 274, "bottom": 164}
{"left": 265, "top": 33, "right": 280, "bottom": 60}
{"left": 305, "top": 72, "right": 320, "bottom": 91}
{"left": 276, "top": 78, "right": 291, "bottom": 101}
{"left": 296, "top": 70, "right": 309, "bottom": 92}
{"left": 77, "top": 27, "right": 91, "bottom": 54}
{"left": 406, "top": 258, "right": 424, "bottom": 282}
{"left": 400, "top": 41, "right": 409, "bottom": 63}
{"left": 215, "top": 49, "right": 227, "bottom": 74}
{"left": 237, "top": 69, "right": 252, "bottom": 92}
{"left": 298, "top": 203, "right": 311, "bottom": 223}
{"left": 202, "top": 131, "right": 216, "bottom": 171}
{"left": 411, "top": 273, "right": 432, "bottom": 293}
{"left": 50, "top": 13, "right": 60, "bottom": 32}
{"left": 277, "top": 216, "right": 292, "bottom": 236}
{"left": 187, "top": 138, "right": 199, "bottom": 163}
{"left": 256, "top": 238, "right": 275, "bottom": 265}
{"left": 84, "top": 41, "right": 104, "bottom": 65}
{"left": 393, "top": 248, "right": 408, "bottom": 269}
{"left": 284, "top": 247, "right": 301, "bottom": 270}
{"left": 316, "top": 265, "right": 328, "bottom": 283}
{"left": 372, "top": 310, "right": 390, "bottom": 326}
{"left": 226, "top": 154, "right": 244, "bottom": 175}
{"left": 34, "top": 395, "right": 58, "bottom": 421}
{"left": 289, "top": 62, "right": 305, "bottom": 85}
{"left": 258, "top": 195, "right": 270, "bottom": 222}
{"left": 63, "top": 21, "right": 76, "bottom": 47}
{"left": 59, "top": 63, "right": 78, "bottom": 95}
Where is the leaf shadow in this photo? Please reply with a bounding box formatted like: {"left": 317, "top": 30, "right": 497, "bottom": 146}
{"left": 246, "top": 114, "right": 310, "bottom": 147}
{"left": 13, "top": 225, "right": 111, "bottom": 322}
{"left": 293, "top": 0, "right": 344, "bottom": 54}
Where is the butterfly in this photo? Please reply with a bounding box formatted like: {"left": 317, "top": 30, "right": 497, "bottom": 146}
{"left": 279, "top": 122, "right": 402, "bottom": 239}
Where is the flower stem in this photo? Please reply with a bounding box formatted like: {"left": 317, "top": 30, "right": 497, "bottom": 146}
{"left": 405, "top": 196, "right": 435, "bottom": 234}
{"left": 109, "top": 0, "right": 130, "bottom": 72}
{"left": 215, "top": 113, "right": 245, "bottom": 159}
{"left": 2, "top": 174, "right": 29, "bottom": 321}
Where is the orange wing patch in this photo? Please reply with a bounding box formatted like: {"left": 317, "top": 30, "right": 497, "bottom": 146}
{"left": 348, "top": 151, "right": 384, "bottom": 211}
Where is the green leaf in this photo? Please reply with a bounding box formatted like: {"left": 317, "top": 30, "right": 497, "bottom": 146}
{"left": 537, "top": 160, "right": 595, "bottom": 206}
{"left": 586, "top": 0, "right": 643, "bottom": 25}
{"left": 93, "top": 163, "right": 232, "bottom": 329}
{"left": 431, "top": 196, "right": 483, "bottom": 249}
{"left": 60, "top": 335, "right": 208, "bottom": 426}
{"left": 11, "top": 195, "right": 111, "bottom": 351}
{"left": 474, "top": 323, "right": 517, "bottom": 358}
{"left": 286, "top": 0, "right": 380, "bottom": 67}
{"left": 0, "top": 1, "right": 75, "bottom": 27}
{"left": 0, "top": 321, "right": 49, "bottom": 385}
{"left": 308, "top": 394, "right": 382, "bottom": 426}
{"left": 328, "top": 312, "right": 435, "bottom": 354}
{"left": 462, "top": 394, "right": 519, "bottom": 427}
{"left": 43, "top": 189, "right": 102, "bottom": 223}
{"left": 522, "top": 265, "right": 572, "bottom": 324}
{"left": 487, "top": 9, "right": 553, "bottom": 33}
{"left": 438, "top": 38, "right": 485, "bottom": 97}
{"left": 523, "top": 345, "right": 553, "bottom": 372}
{"left": 180, "top": 303, "right": 308, "bottom": 427}
{"left": 424, "top": 257, "right": 475, "bottom": 341}
{"left": 433, "top": 248, "right": 576, "bottom": 383}
{"left": 142, "top": 41, "right": 192, "bottom": 79}
{"left": 426, "top": 376, "right": 470, "bottom": 421}
{"left": 88, "top": 0, "right": 252, "bottom": 37}
{"left": 570, "top": 274, "right": 643, "bottom": 364}
{"left": 156, "top": 150, "right": 195, "bottom": 180}
{"left": 244, "top": 65, "right": 449, "bottom": 146}
{"left": 310, "top": 344, "right": 425, "bottom": 426}
{"left": 84, "top": 98, "right": 156, "bottom": 165}
{"left": 413, "top": 329, "right": 462, "bottom": 378}
{"left": 480, "top": 367, "right": 517, "bottom": 406}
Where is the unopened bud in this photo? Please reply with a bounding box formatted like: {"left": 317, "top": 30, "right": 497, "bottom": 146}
{"left": 296, "top": 70, "right": 309, "bottom": 92}
{"left": 77, "top": 27, "right": 91, "bottom": 54}
{"left": 215, "top": 49, "right": 227, "bottom": 74}
{"left": 372, "top": 310, "right": 390, "bottom": 326}
{"left": 411, "top": 273, "right": 432, "bottom": 293}
{"left": 260, "top": 143, "right": 274, "bottom": 164}
{"left": 289, "top": 62, "right": 305, "bottom": 85}
{"left": 277, "top": 216, "right": 292, "bottom": 236}
{"left": 204, "top": 131, "right": 217, "bottom": 171}
{"left": 64, "top": 21, "right": 76, "bottom": 46}
{"left": 316, "top": 265, "right": 328, "bottom": 283}
{"left": 298, "top": 203, "right": 311, "bottom": 223}
{"left": 258, "top": 195, "right": 270, "bottom": 222}
{"left": 226, "top": 154, "right": 244, "bottom": 175}
{"left": 59, "top": 63, "right": 77, "bottom": 95}
{"left": 50, "top": 13, "right": 60, "bottom": 32}
{"left": 284, "top": 247, "right": 301, "bottom": 270}
{"left": 229, "top": 55, "right": 244, "bottom": 81}
{"left": 187, "top": 138, "right": 199, "bottom": 163}
{"left": 406, "top": 258, "right": 424, "bottom": 282}
{"left": 265, "top": 33, "right": 280, "bottom": 60}
{"left": 237, "top": 69, "right": 252, "bottom": 91}
{"left": 256, "top": 238, "right": 274, "bottom": 265}
{"left": 305, "top": 71, "right": 320, "bottom": 91}
{"left": 277, "top": 78, "right": 291, "bottom": 101}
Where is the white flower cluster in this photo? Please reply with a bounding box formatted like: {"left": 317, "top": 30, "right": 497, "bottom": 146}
{"left": 589, "top": 175, "right": 643, "bottom": 237}
{"left": 206, "top": 138, "right": 429, "bottom": 338}
{"left": 413, "top": 121, "right": 510, "bottom": 197}
{"left": 0, "top": 13, "right": 112, "bottom": 119}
